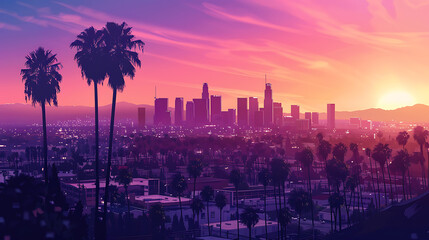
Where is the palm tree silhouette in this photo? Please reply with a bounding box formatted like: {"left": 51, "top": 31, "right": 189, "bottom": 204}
{"left": 317, "top": 139, "right": 332, "bottom": 232}
{"left": 288, "top": 188, "right": 312, "bottom": 240}
{"left": 396, "top": 131, "right": 410, "bottom": 150}
{"left": 229, "top": 169, "right": 242, "bottom": 239}
{"left": 391, "top": 150, "right": 410, "bottom": 201}
{"left": 278, "top": 207, "right": 292, "bottom": 239}
{"left": 170, "top": 173, "right": 187, "bottom": 221}
{"left": 239, "top": 207, "right": 259, "bottom": 240}
{"left": 187, "top": 159, "right": 203, "bottom": 199}
{"left": 114, "top": 167, "right": 133, "bottom": 217}
{"left": 215, "top": 192, "right": 227, "bottom": 237}
{"left": 200, "top": 185, "right": 214, "bottom": 235}
{"left": 70, "top": 26, "right": 107, "bottom": 239}
{"left": 21, "top": 47, "right": 62, "bottom": 184}
{"left": 365, "top": 148, "right": 378, "bottom": 209}
{"left": 296, "top": 148, "right": 315, "bottom": 235}
{"left": 372, "top": 143, "right": 392, "bottom": 206}
{"left": 149, "top": 203, "right": 166, "bottom": 235}
{"left": 190, "top": 197, "right": 204, "bottom": 228}
{"left": 257, "top": 168, "right": 272, "bottom": 239}
{"left": 413, "top": 126, "right": 427, "bottom": 187}
{"left": 101, "top": 22, "right": 144, "bottom": 230}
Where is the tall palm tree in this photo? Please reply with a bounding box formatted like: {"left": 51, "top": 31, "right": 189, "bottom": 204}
{"left": 215, "top": 192, "right": 227, "bottom": 237}
{"left": 365, "top": 148, "right": 378, "bottom": 209}
{"left": 278, "top": 207, "right": 292, "bottom": 239}
{"left": 170, "top": 173, "right": 187, "bottom": 220}
{"left": 240, "top": 207, "right": 259, "bottom": 240}
{"left": 413, "top": 126, "right": 428, "bottom": 187}
{"left": 149, "top": 203, "right": 166, "bottom": 235}
{"left": 288, "top": 189, "right": 312, "bottom": 240}
{"left": 70, "top": 26, "right": 106, "bottom": 239}
{"left": 190, "top": 197, "right": 204, "bottom": 227}
{"left": 391, "top": 150, "right": 410, "bottom": 201}
{"left": 230, "top": 169, "right": 242, "bottom": 239}
{"left": 201, "top": 185, "right": 214, "bottom": 235}
{"left": 317, "top": 139, "right": 332, "bottom": 232}
{"left": 372, "top": 143, "right": 392, "bottom": 206}
{"left": 187, "top": 159, "right": 203, "bottom": 199}
{"left": 396, "top": 131, "right": 410, "bottom": 150}
{"left": 114, "top": 167, "right": 133, "bottom": 217}
{"left": 258, "top": 168, "right": 272, "bottom": 239}
{"left": 102, "top": 22, "right": 144, "bottom": 229}
{"left": 296, "top": 148, "right": 315, "bottom": 235}
{"left": 21, "top": 47, "right": 62, "bottom": 184}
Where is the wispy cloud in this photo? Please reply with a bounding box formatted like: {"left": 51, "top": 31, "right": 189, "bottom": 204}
{"left": 0, "top": 22, "right": 21, "bottom": 31}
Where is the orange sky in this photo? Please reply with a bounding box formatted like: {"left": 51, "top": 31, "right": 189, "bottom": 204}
{"left": 1, "top": 0, "right": 429, "bottom": 112}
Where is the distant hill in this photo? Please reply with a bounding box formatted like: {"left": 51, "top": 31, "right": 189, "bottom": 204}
{"left": 1, "top": 102, "right": 429, "bottom": 126}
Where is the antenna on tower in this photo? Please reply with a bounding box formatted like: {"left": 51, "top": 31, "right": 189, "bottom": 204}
{"left": 154, "top": 85, "right": 157, "bottom": 100}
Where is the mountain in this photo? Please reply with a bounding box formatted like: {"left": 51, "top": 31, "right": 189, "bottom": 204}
{"left": 0, "top": 102, "right": 429, "bottom": 126}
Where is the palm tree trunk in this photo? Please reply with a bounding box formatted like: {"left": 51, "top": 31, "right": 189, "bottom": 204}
{"left": 274, "top": 185, "right": 279, "bottom": 240}
{"left": 103, "top": 87, "right": 117, "bottom": 235}
{"left": 343, "top": 185, "right": 350, "bottom": 227}
{"left": 328, "top": 184, "right": 333, "bottom": 233}
{"left": 179, "top": 196, "right": 183, "bottom": 220}
{"left": 94, "top": 83, "right": 100, "bottom": 240}
{"left": 308, "top": 168, "right": 315, "bottom": 237}
{"left": 207, "top": 201, "right": 210, "bottom": 235}
{"left": 376, "top": 164, "right": 381, "bottom": 208}
{"left": 125, "top": 186, "right": 130, "bottom": 217}
{"left": 248, "top": 227, "right": 251, "bottom": 240}
{"left": 41, "top": 101, "right": 48, "bottom": 184}
{"left": 382, "top": 167, "right": 388, "bottom": 206}
{"left": 407, "top": 169, "right": 412, "bottom": 199}
{"left": 386, "top": 162, "right": 394, "bottom": 203}
{"left": 193, "top": 177, "right": 196, "bottom": 199}
{"left": 236, "top": 188, "right": 239, "bottom": 240}
{"left": 298, "top": 212, "right": 301, "bottom": 240}
{"left": 402, "top": 173, "right": 406, "bottom": 201}
{"left": 369, "top": 156, "right": 378, "bottom": 209}
{"left": 264, "top": 185, "right": 268, "bottom": 240}
{"left": 219, "top": 208, "right": 222, "bottom": 237}
{"left": 420, "top": 145, "right": 426, "bottom": 187}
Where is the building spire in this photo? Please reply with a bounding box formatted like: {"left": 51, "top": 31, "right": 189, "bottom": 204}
{"left": 154, "top": 85, "right": 157, "bottom": 100}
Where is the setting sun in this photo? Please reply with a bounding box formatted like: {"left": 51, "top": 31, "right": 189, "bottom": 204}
{"left": 377, "top": 91, "right": 416, "bottom": 110}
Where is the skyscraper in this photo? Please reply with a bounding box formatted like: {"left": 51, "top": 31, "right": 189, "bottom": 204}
{"left": 291, "top": 105, "right": 300, "bottom": 119}
{"left": 138, "top": 107, "right": 145, "bottom": 128}
{"left": 248, "top": 97, "right": 258, "bottom": 126}
{"left": 264, "top": 83, "right": 273, "bottom": 125}
{"left": 194, "top": 98, "right": 208, "bottom": 124}
{"left": 186, "top": 101, "right": 194, "bottom": 124}
{"left": 305, "top": 112, "right": 311, "bottom": 128}
{"left": 312, "top": 112, "right": 319, "bottom": 125}
{"left": 202, "top": 83, "right": 209, "bottom": 122}
{"left": 210, "top": 95, "right": 221, "bottom": 123}
{"left": 327, "top": 103, "right": 335, "bottom": 129}
{"left": 273, "top": 102, "right": 283, "bottom": 126}
{"left": 154, "top": 98, "right": 171, "bottom": 125}
{"left": 237, "top": 98, "right": 248, "bottom": 126}
{"left": 175, "top": 97, "right": 183, "bottom": 125}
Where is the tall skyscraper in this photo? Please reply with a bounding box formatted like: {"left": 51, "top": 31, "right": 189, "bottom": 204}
{"left": 210, "top": 95, "right": 221, "bottom": 123}
{"left": 273, "top": 102, "right": 283, "bottom": 126}
{"left": 327, "top": 103, "right": 336, "bottom": 129}
{"left": 154, "top": 98, "right": 171, "bottom": 125}
{"left": 186, "top": 101, "right": 194, "bottom": 124}
{"left": 312, "top": 112, "right": 319, "bottom": 125}
{"left": 264, "top": 83, "right": 273, "bottom": 125}
{"left": 202, "top": 83, "right": 209, "bottom": 122}
{"left": 291, "top": 105, "right": 300, "bottom": 119}
{"left": 194, "top": 98, "right": 208, "bottom": 124}
{"left": 248, "top": 97, "right": 258, "bottom": 126}
{"left": 138, "top": 107, "right": 145, "bottom": 128}
{"left": 237, "top": 98, "right": 248, "bottom": 126}
{"left": 174, "top": 97, "right": 183, "bottom": 125}
{"left": 305, "top": 112, "right": 312, "bottom": 128}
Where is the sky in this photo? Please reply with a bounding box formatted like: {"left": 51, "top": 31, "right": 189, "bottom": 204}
{"left": 1, "top": 0, "right": 429, "bottom": 112}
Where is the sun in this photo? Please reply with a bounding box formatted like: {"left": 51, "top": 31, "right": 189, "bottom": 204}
{"left": 377, "top": 90, "right": 416, "bottom": 110}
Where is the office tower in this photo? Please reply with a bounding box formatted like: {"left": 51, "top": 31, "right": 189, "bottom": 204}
{"left": 248, "top": 97, "right": 258, "bottom": 126}
{"left": 254, "top": 110, "right": 264, "bottom": 127}
{"left": 211, "top": 95, "right": 221, "bottom": 123}
{"left": 327, "top": 103, "right": 336, "bottom": 129}
{"left": 228, "top": 109, "right": 236, "bottom": 125}
{"left": 194, "top": 98, "right": 209, "bottom": 124}
{"left": 202, "top": 83, "right": 209, "bottom": 122}
{"left": 138, "top": 107, "right": 146, "bottom": 128}
{"left": 154, "top": 98, "right": 171, "bottom": 125}
{"left": 312, "top": 112, "right": 319, "bottom": 125}
{"left": 237, "top": 98, "right": 248, "bottom": 126}
{"left": 264, "top": 83, "right": 273, "bottom": 125}
{"left": 305, "top": 112, "right": 311, "bottom": 128}
{"left": 175, "top": 97, "right": 184, "bottom": 125}
{"left": 186, "top": 101, "right": 194, "bottom": 124}
{"left": 221, "top": 109, "right": 236, "bottom": 126}
{"left": 273, "top": 102, "right": 283, "bottom": 126}
{"left": 291, "top": 105, "right": 300, "bottom": 119}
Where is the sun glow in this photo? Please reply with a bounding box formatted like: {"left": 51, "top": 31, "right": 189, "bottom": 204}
{"left": 377, "top": 91, "right": 416, "bottom": 110}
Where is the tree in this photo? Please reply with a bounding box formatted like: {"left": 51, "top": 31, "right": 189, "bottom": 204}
{"left": 296, "top": 148, "right": 315, "bottom": 234}
{"left": 101, "top": 22, "right": 144, "bottom": 234}
{"left": 413, "top": 126, "right": 428, "bottom": 187}
{"left": 372, "top": 143, "right": 392, "bottom": 206}
{"left": 258, "top": 168, "right": 272, "bottom": 239}
{"left": 288, "top": 189, "right": 312, "bottom": 240}
{"left": 21, "top": 47, "right": 62, "bottom": 183}
{"left": 230, "top": 169, "right": 242, "bottom": 239}
{"left": 70, "top": 26, "right": 107, "bottom": 240}
{"left": 278, "top": 207, "right": 292, "bottom": 239}
{"left": 190, "top": 197, "right": 204, "bottom": 227}
{"left": 239, "top": 207, "right": 259, "bottom": 240}
{"left": 215, "top": 192, "right": 227, "bottom": 237}
{"left": 201, "top": 186, "right": 214, "bottom": 235}
{"left": 114, "top": 167, "right": 133, "bottom": 217}
{"left": 328, "top": 192, "right": 344, "bottom": 231}
{"left": 365, "top": 148, "right": 378, "bottom": 209}
{"left": 396, "top": 131, "right": 410, "bottom": 150}
{"left": 187, "top": 159, "right": 203, "bottom": 199}
{"left": 170, "top": 173, "right": 187, "bottom": 220}
{"left": 391, "top": 150, "right": 410, "bottom": 201}
{"left": 149, "top": 203, "right": 166, "bottom": 235}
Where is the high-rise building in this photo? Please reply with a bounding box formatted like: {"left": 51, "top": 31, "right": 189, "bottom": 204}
{"left": 305, "top": 112, "right": 311, "bottom": 128}
{"left": 221, "top": 109, "right": 236, "bottom": 126}
{"left": 312, "top": 112, "right": 319, "bottom": 125}
{"left": 273, "top": 102, "right": 283, "bottom": 126}
{"left": 202, "top": 83, "right": 209, "bottom": 122}
{"left": 327, "top": 103, "right": 336, "bottom": 129}
{"left": 175, "top": 97, "right": 183, "bottom": 125}
{"left": 138, "top": 107, "right": 145, "bottom": 128}
{"left": 254, "top": 110, "right": 264, "bottom": 127}
{"left": 154, "top": 98, "right": 171, "bottom": 125}
{"left": 211, "top": 95, "right": 221, "bottom": 123}
{"left": 194, "top": 98, "right": 209, "bottom": 125}
{"left": 291, "top": 105, "right": 300, "bottom": 119}
{"left": 237, "top": 98, "right": 248, "bottom": 126}
{"left": 186, "top": 101, "right": 194, "bottom": 124}
{"left": 248, "top": 97, "right": 258, "bottom": 126}
{"left": 264, "top": 83, "right": 273, "bottom": 125}
{"left": 296, "top": 119, "right": 310, "bottom": 131}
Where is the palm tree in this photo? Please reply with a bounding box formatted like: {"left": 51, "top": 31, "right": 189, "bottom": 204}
{"left": 328, "top": 192, "right": 344, "bottom": 231}
{"left": 258, "top": 168, "right": 272, "bottom": 239}
{"left": 102, "top": 22, "right": 144, "bottom": 229}
{"left": 170, "top": 173, "right": 187, "bottom": 220}
{"left": 296, "top": 148, "right": 315, "bottom": 234}
{"left": 190, "top": 197, "right": 204, "bottom": 227}
{"left": 372, "top": 143, "right": 392, "bottom": 206}
{"left": 215, "top": 192, "right": 227, "bottom": 237}
{"left": 365, "top": 148, "right": 378, "bottom": 209}
{"left": 230, "top": 169, "right": 242, "bottom": 239}
{"left": 21, "top": 47, "right": 62, "bottom": 184}
{"left": 149, "top": 203, "right": 166, "bottom": 235}
{"left": 114, "top": 167, "right": 133, "bottom": 216}
{"left": 278, "top": 207, "right": 292, "bottom": 239}
{"left": 391, "top": 150, "right": 410, "bottom": 201}
{"left": 396, "top": 131, "right": 410, "bottom": 150}
{"left": 201, "top": 186, "right": 214, "bottom": 235}
{"left": 413, "top": 126, "right": 428, "bottom": 187}
{"left": 70, "top": 27, "right": 106, "bottom": 239}
{"left": 187, "top": 159, "right": 203, "bottom": 198}
{"left": 288, "top": 189, "right": 312, "bottom": 240}
{"left": 239, "top": 207, "right": 259, "bottom": 240}
{"left": 317, "top": 139, "right": 332, "bottom": 231}
{"left": 326, "top": 158, "right": 348, "bottom": 230}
